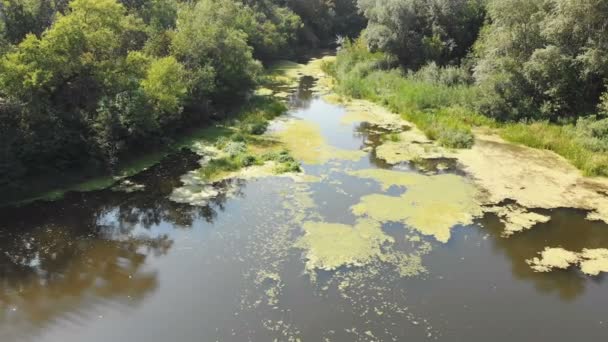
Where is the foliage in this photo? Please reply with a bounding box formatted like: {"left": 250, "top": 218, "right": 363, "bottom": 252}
{"left": 502, "top": 122, "right": 608, "bottom": 177}
{"left": 333, "top": 37, "right": 608, "bottom": 176}
{"left": 141, "top": 56, "right": 188, "bottom": 118}
{"left": 473, "top": 0, "right": 608, "bottom": 120}
{"left": 331, "top": 39, "right": 487, "bottom": 148}
{"left": 2, "top": 0, "right": 355, "bottom": 193}
{"left": 358, "top": 0, "right": 486, "bottom": 69}
{"left": 286, "top": 0, "right": 366, "bottom": 45}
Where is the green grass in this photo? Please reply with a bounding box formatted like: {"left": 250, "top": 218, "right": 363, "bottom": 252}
{"left": 501, "top": 122, "right": 608, "bottom": 177}
{"left": 197, "top": 144, "right": 300, "bottom": 181}
{"left": 331, "top": 49, "right": 486, "bottom": 148}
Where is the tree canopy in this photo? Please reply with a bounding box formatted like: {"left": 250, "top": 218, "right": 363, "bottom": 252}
{"left": 0, "top": 0, "right": 364, "bottom": 188}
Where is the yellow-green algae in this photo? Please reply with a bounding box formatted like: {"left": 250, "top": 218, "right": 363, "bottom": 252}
{"left": 527, "top": 247, "right": 608, "bottom": 276}
{"left": 527, "top": 247, "right": 581, "bottom": 272}
{"left": 376, "top": 140, "right": 448, "bottom": 165}
{"left": 579, "top": 249, "right": 608, "bottom": 276}
{"left": 295, "top": 219, "right": 393, "bottom": 271}
{"left": 486, "top": 204, "right": 551, "bottom": 237}
{"left": 264, "top": 56, "right": 336, "bottom": 96}
{"left": 450, "top": 132, "right": 608, "bottom": 224}
{"left": 348, "top": 169, "right": 482, "bottom": 243}
{"left": 274, "top": 120, "right": 364, "bottom": 165}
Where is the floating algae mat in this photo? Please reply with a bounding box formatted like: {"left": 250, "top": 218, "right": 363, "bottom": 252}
{"left": 295, "top": 219, "right": 393, "bottom": 271}
{"left": 274, "top": 120, "right": 364, "bottom": 164}
{"left": 527, "top": 247, "right": 608, "bottom": 276}
{"left": 486, "top": 204, "right": 551, "bottom": 237}
{"left": 349, "top": 169, "right": 483, "bottom": 243}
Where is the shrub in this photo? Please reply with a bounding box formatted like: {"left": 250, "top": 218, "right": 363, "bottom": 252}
{"left": 223, "top": 141, "right": 247, "bottom": 157}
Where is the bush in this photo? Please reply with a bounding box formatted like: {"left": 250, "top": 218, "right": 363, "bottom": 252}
{"left": 223, "top": 141, "right": 247, "bottom": 157}
{"left": 411, "top": 62, "right": 473, "bottom": 86}
{"left": 575, "top": 116, "right": 608, "bottom": 152}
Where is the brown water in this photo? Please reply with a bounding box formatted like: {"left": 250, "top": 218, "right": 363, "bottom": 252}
{"left": 1, "top": 65, "right": 608, "bottom": 342}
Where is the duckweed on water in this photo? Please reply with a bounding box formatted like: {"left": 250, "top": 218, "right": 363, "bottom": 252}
{"left": 348, "top": 169, "right": 481, "bottom": 243}
{"left": 527, "top": 247, "right": 608, "bottom": 276}
{"left": 451, "top": 132, "right": 608, "bottom": 224}
{"left": 274, "top": 120, "right": 364, "bottom": 165}
{"left": 527, "top": 248, "right": 581, "bottom": 272}
{"left": 295, "top": 219, "right": 392, "bottom": 271}
{"left": 579, "top": 249, "right": 608, "bottom": 276}
{"left": 376, "top": 140, "right": 448, "bottom": 165}
{"left": 486, "top": 204, "right": 551, "bottom": 237}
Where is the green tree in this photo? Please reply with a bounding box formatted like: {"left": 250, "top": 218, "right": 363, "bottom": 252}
{"left": 474, "top": 0, "right": 608, "bottom": 120}
{"left": 141, "top": 56, "right": 188, "bottom": 121}
{"left": 358, "top": 0, "right": 485, "bottom": 69}
{"left": 172, "top": 0, "right": 261, "bottom": 103}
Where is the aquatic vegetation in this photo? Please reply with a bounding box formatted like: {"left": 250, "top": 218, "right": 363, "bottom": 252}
{"left": 263, "top": 57, "right": 336, "bottom": 95}
{"left": 274, "top": 120, "right": 364, "bottom": 165}
{"left": 486, "top": 204, "right": 551, "bottom": 237}
{"left": 349, "top": 169, "right": 482, "bottom": 243}
{"left": 451, "top": 132, "right": 608, "bottom": 225}
{"left": 376, "top": 139, "right": 447, "bottom": 165}
{"left": 527, "top": 248, "right": 581, "bottom": 273}
{"left": 527, "top": 247, "right": 608, "bottom": 276}
{"left": 295, "top": 219, "right": 393, "bottom": 271}
{"left": 579, "top": 249, "right": 608, "bottom": 276}
{"left": 340, "top": 99, "right": 410, "bottom": 132}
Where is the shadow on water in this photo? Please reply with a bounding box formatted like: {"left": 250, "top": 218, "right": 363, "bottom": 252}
{"left": 0, "top": 150, "right": 247, "bottom": 340}
{"left": 478, "top": 206, "right": 608, "bottom": 301}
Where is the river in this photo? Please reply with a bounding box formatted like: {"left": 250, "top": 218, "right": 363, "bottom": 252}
{"left": 1, "top": 57, "right": 608, "bottom": 342}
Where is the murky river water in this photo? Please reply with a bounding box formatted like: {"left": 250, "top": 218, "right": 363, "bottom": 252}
{"left": 1, "top": 64, "right": 608, "bottom": 342}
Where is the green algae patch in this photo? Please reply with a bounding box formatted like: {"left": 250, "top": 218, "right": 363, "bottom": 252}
{"left": 255, "top": 87, "right": 274, "bottom": 96}
{"left": 527, "top": 247, "right": 580, "bottom": 272}
{"left": 349, "top": 169, "right": 482, "bottom": 243}
{"left": 263, "top": 56, "right": 336, "bottom": 95}
{"left": 451, "top": 132, "right": 608, "bottom": 225}
{"left": 527, "top": 247, "right": 608, "bottom": 276}
{"left": 376, "top": 140, "right": 447, "bottom": 165}
{"left": 486, "top": 204, "right": 551, "bottom": 237}
{"left": 295, "top": 219, "right": 393, "bottom": 271}
{"left": 352, "top": 194, "right": 410, "bottom": 222}
{"left": 274, "top": 120, "right": 364, "bottom": 165}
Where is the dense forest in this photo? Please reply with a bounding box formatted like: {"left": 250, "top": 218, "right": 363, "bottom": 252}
{"left": 2, "top": 0, "right": 608, "bottom": 195}
{"left": 0, "top": 0, "right": 364, "bottom": 191}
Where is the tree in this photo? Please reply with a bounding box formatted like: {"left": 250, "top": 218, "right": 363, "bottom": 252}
{"left": 171, "top": 0, "right": 261, "bottom": 103}
{"left": 141, "top": 56, "right": 188, "bottom": 121}
{"left": 358, "top": 0, "right": 485, "bottom": 69}
{"left": 473, "top": 0, "right": 608, "bottom": 120}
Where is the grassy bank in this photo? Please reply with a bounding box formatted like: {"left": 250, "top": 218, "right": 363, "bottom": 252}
{"left": 325, "top": 40, "right": 491, "bottom": 149}
{"left": 501, "top": 121, "right": 608, "bottom": 177}
{"left": 328, "top": 40, "right": 608, "bottom": 176}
